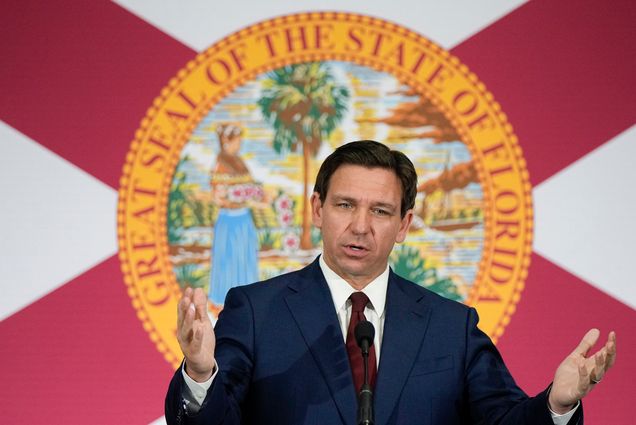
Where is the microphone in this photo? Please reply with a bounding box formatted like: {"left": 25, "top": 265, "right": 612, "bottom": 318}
{"left": 355, "top": 320, "right": 374, "bottom": 355}
{"left": 354, "top": 320, "right": 375, "bottom": 425}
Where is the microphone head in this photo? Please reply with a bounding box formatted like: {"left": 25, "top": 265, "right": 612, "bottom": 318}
{"left": 354, "top": 320, "right": 375, "bottom": 348}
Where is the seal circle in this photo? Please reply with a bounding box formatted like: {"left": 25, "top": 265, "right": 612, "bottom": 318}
{"left": 117, "top": 12, "right": 533, "bottom": 368}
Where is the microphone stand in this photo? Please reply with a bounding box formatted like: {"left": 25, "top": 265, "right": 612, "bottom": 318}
{"left": 357, "top": 336, "right": 374, "bottom": 425}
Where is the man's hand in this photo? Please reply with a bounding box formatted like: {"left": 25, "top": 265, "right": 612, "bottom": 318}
{"left": 177, "top": 287, "right": 216, "bottom": 382}
{"left": 549, "top": 329, "right": 617, "bottom": 414}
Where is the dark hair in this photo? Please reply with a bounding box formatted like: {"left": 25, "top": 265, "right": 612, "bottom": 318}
{"left": 313, "top": 140, "right": 417, "bottom": 217}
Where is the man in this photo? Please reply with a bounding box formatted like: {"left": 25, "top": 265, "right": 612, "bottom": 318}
{"left": 166, "top": 140, "right": 616, "bottom": 425}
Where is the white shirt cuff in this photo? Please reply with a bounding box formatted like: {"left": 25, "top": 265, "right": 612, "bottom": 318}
{"left": 181, "top": 360, "right": 218, "bottom": 407}
{"left": 549, "top": 401, "right": 580, "bottom": 425}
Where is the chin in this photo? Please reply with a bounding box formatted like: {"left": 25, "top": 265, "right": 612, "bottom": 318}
{"left": 341, "top": 265, "right": 371, "bottom": 278}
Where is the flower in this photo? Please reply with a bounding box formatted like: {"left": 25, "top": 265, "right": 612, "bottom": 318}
{"left": 227, "top": 183, "right": 263, "bottom": 203}
{"left": 278, "top": 210, "right": 294, "bottom": 227}
{"left": 281, "top": 233, "right": 300, "bottom": 252}
{"left": 274, "top": 194, "right": 293, "bottom": 212}
{"left": 230, "top": 186, "right": 245, "bottom": 201}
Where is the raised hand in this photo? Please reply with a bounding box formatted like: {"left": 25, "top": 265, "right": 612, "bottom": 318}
{"left": 176, "top": 287, "right": 216, "bottom": 382}
{"left": 549, "top": 329, "right": 617, "bottom": 414}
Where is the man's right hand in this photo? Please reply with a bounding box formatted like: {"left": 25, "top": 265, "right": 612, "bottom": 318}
{"left": 177, "top": 287, "right": 216, "bottom": 382}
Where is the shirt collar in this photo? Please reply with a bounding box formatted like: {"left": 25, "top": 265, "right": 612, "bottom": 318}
{"left": 319, "top": 255, "right": 388, "bottom": 318}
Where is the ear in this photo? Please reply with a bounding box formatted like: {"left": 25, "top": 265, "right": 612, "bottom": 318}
{"left": 310, "top": 192, "right": 323, "bottom": 229}
{"left": 395, "top": 209, "right": 414, "bottom": 243}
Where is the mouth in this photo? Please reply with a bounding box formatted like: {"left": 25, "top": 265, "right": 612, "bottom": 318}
{"left": 344, "top": 243, "right": 369, "bottom": 256}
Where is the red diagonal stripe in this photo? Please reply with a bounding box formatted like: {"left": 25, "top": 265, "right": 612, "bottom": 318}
{"left": 451, "top": 0, "right": 636, "bottom": 186}
{"left": 497, "top": 253, "right": 635, "bottom": 424}
{"left": 0, "top": 256, "right": 172, "bottom": 424}
{"left": 0, "top": 0, "right": 195, "bottom": 189}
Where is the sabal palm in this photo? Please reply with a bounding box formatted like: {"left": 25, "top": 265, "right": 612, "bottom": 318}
{"left": 259, "top": 62, "right": 349, "bottom": 249}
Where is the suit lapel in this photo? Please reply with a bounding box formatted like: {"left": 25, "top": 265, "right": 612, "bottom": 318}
{"left": 374, "top": 273, "right": 432, "bottom": 425}
{"left": 285, "top": 259, "right": 357, "bottom": 425}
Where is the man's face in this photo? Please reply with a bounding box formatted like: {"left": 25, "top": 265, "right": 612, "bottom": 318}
{"left": 311, "top": 164, "right": 413, "bottom": 289}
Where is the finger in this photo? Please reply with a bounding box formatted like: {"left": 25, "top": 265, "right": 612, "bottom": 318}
{"left": 591, "top": 351, "right": 606, "bottom": 382}
{"left": 195, "top": 297, "right": 209, "bottom": 322}
{"left": 192, "top": 287, "right": 208, "bottom": 319}
{"left": 182, "top": 286, "right": 193, "bottom": 307}
{"left": 191, "top": 323, "right": 204, "bottom": 352}
{"left": 179, "top": 287, "right": 193, "bottom": 310}
{"left": 179, "top": 302, "right": 196, "bottom": 343}
{"left": 192, "top": 287, "right": 206, "bottom": 304}
{"left": 605, "top": 331, "right": 617, "bottom": 369}
{"left": 607, "top": 330, "right": 616, "bottom": 348}
{"left": 177, "top": 289, "right": 192, "bottom": 329}
{"left": 578, "top": 362, "right": 590, "bottom": 393}
{"left": 571, "top": 328, "right": 600, "bottom": 357}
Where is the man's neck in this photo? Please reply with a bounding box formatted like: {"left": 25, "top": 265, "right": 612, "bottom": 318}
{"left": 318, "top": 255, "right": 388, "bottom": 290}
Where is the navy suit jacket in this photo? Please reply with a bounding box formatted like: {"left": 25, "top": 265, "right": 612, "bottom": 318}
{"left": 166, "top": 258, "right": 582, "bottom": 425}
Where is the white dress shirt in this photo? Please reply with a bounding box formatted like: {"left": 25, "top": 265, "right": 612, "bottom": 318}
{"left": 319, "top": 255, "right": 386, "bottom": 366}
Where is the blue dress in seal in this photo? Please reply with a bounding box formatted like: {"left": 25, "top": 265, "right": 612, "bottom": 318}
{"left": 208, "top": 168, "right": 262, "bottom": 306}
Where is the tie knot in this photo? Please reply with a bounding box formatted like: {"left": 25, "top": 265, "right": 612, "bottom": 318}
{"left": 349, "top": 292, "right": 370, "bottom": 313}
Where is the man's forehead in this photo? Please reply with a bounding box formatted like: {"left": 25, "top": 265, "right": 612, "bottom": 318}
{"left": 330, "top": 165, "right": 400, "bottom": 185}
{"left": 327, "top": 166, "right": 401, "bottom": 202}
{"left": 331, "top": 164, "right": 398, "bottom": 179}
{"left": 330, "top": 192, "right": 398, "bottom": 207}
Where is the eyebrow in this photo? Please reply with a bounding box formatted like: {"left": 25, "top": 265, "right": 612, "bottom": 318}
{"left": 332, "top": 195, "right": 398, "bottom": 212}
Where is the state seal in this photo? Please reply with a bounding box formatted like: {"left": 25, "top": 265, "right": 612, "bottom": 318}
{"left": 117, "top": 12, "right": 533, "bottom": 368}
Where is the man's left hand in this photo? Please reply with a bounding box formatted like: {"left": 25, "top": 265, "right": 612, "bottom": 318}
{"left": 549, "top": 329, "right": 617, "bottom": 414}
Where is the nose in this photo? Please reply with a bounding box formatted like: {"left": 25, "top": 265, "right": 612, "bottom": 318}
{"left": 350, "top": 209, "right": 370, "bottom": 235}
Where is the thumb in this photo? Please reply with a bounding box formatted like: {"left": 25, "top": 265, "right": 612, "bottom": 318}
{"left": 571, "top": 328, "right": 600, "bottom": 357}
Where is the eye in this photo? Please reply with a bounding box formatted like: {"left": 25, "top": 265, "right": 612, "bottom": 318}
{"left": 372, "top": 208, "right": 390, "bottom": 216}
{"left": 337, "top": 202, "right": 352, "bottom": 209}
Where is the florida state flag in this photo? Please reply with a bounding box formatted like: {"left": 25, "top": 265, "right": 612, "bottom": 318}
{"left": 1, "top": 1, "right": 633, "bottom": 423}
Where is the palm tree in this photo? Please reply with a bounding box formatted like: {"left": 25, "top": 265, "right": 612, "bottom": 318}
{"left": 258, "top": 62, "right": 349, "bottom": 249}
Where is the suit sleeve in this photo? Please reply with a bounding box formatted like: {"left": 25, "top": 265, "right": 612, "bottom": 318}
{"left": 165, "top": 286, "right": 255, "bottom": 425}
{"left": 464, "top": 307, "right": 583, "bottom": 425}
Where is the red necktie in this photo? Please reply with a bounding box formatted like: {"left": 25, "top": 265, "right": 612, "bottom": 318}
{"left": 346, "top": 292, "right": 377, "bottom": 392}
